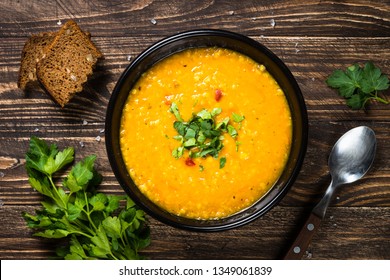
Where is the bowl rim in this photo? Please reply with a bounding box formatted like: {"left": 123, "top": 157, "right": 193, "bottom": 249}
{"left": 105, "top": 29, "right": 308, "bottom": 232}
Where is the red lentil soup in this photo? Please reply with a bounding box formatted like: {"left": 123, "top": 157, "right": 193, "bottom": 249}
{"left": 120, "top": 47, "right": 292, "bottom": 220}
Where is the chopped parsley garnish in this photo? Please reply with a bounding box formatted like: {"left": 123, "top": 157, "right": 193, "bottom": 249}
{"left": 232, "top": 112, "right": 245, "bottom": 123}
{"left": 169, "top": 102, "right": 244, "bottom": 168}
{"left": 219, "top": 157, "right": 227, "bottom": 169}
{"left": 326, "top": 62, "right": 389, "bottom": 109}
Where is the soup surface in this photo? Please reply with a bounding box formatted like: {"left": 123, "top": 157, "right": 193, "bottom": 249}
{"left": 120, "top": 47, "right": 292, "bottom": 219}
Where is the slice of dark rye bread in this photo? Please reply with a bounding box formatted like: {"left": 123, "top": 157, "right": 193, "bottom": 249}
{"left": 35, "top": 20, "right": 103, "bottom": 107}
{"left": 18, "top": 30, "right": 92, "bottom": 90}
{"left": 18, "top": 32, "right": 57, "bottom": 90}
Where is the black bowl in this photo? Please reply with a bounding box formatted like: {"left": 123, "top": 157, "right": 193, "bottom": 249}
{"left": 105, "top": 29, "right": 308, "bottom": 232}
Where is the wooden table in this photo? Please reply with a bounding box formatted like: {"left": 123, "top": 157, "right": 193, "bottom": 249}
{"left": 1, "top": 0, "right": 389, "bottom": 260}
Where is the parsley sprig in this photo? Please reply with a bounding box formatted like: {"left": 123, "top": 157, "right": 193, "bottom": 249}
{"left": 169, "top": 103, "right": 244, "bottom": 168}
{"left": 23, "top": 137, "right": 150, "bottom": 260}
{"left": 326, "top": 61, "right": 389, "bottom": 109}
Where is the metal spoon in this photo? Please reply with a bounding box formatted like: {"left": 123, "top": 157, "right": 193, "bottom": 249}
{"left": 284, "top": 126, "right": 377, "bottom": 259}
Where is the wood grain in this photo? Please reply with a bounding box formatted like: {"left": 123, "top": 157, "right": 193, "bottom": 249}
{"left": 0, "top": 0, "right": 390, "bottom": 260}
{"left": 1, "top": 205, "right": 389, "bottom": 260}
{"left": 0, "top": 0, "right": 389, "bottom": 37}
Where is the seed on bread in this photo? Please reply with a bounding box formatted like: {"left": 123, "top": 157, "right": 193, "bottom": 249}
{"left": 36, "top": 20, "right": 103, "bottom": 107}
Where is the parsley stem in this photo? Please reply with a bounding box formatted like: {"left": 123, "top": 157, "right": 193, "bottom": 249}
{"left": 372, "top": 93, "right": 389, "bottom": 104}
{"left": 72, "top": 219, "right": 95, "bottom": 237}
{"left": 119, "top": 235, "right": 127, "bottom": 248}
{"left": 48, "top": 175, "right": 67, "bottom": 209}
{"left": 123, "top": 229, "right": 131, "bottom": 247}
{"left": 110, "top": 251, "right": 119, "bottom": 260}
{"left": 69, "top": 228, "right": 94, "bottom": 239}
{"left": 83, "top": 191, "right": 98, "bottom": 232}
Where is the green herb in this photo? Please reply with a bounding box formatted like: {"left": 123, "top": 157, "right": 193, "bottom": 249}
{"left": 169, "top": 102, "right": 184, "bottom": 122}
{"left": 169, "top": 103, "right": 244, "bottom": 168}
{"left": 219, "top": 157, "right": 227, "bottom": 169}
{"left": 235, "top": 141, "right": 242, "bottom": 152}
{"left": 232, "top": 112, "right": 245, "bottom": 123}
{"left": 23, "top": 137, "right": 150, "bottom": 260}
{"left": 326, "top": 62, "right": 389, "bottom": 109}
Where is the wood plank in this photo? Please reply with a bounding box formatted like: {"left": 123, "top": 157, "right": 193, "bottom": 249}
{"left": 0, "top": 0, "right": 389, "bottom": 38}
{"left": 1, "top": 205, "right": 389, "bottom": 259}
{"left": 1, "top": 36, "right": 390, "bottom": 120}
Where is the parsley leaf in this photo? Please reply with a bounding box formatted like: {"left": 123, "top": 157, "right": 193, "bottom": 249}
{"left": 361, "top": 62, "right": 390, "bottom": 92}
{"left": 219, "top": 157, "right": 227, "bottom": 169}
{"left": 23, "top": 137, "right": 150, "bottom": 260}
{"left": 232, "top": 112, "right": 245, "bottom": 123}
{"left": 326, "top": 62, "right": 389, "bottom": 109}
{"left": 169, "top": 102, "right": 184, "bottom": 122}
{"left": 26, "top": 136, "right": 69, "bottom": 176}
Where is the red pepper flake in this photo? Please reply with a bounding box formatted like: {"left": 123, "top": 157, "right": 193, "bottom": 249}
{"left": 214, "top": 89, "right": 222, "bottom": 102}
{"left": 185, "top": 158, "right": 196, "bottom": 166}
{"left": 215, "top": 89, "right": 223, "bottom": 102}
{"left": 164, "top": 95, "right": 173, "bottom": 105}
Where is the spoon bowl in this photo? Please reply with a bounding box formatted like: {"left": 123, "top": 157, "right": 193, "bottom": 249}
{"left": 329, "top": 126, "right": 377, "bottom": 185}
{"left": 284, "top": 126, "right": 376, "bottom": 259}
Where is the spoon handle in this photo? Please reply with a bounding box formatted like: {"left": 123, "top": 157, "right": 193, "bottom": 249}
{"left": 283, "top": 212, "right": 322, "bottom": 259}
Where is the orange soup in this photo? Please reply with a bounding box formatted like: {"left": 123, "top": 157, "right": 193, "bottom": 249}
{"left": 120, "top": 47, "right": 292, "bottom": 219}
